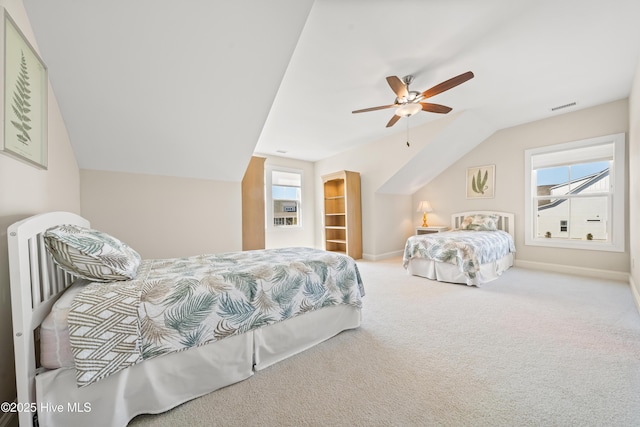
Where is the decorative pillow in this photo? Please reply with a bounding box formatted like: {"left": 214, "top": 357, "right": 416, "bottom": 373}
{"left": 44, "top": 224, "right": 141, "bottom": 282}
{"left": 460, "top": 214, "right": 499, "bottom": 231}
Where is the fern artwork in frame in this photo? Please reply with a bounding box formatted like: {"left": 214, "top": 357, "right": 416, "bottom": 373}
{"left": 0, "top": 8, "right": 48, "bottom": 169}
{"left": 466, "top": 164, "right": 495, "bottom": 199}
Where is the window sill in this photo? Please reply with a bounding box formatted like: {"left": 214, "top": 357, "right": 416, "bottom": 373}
{"left": 525, "top": 237, "right": 623, "bottom": 252}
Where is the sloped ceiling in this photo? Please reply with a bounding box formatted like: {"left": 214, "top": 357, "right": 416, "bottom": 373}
{"left": 23, "top": 0, "right": 640, "bottom": 184}
{"left": 23, "top": 0, "right": 315, "bottom": 182}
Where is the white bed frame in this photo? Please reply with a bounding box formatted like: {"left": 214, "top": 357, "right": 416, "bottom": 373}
{"left": 8, "top": 212, "right": 361, "bottom": 427}
{"left": 406, "top": 211, "right": 515, "bottom": 286}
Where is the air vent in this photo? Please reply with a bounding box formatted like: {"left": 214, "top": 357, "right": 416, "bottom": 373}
{"left": 551, "top": 102, "right": 576, "bottom": 111}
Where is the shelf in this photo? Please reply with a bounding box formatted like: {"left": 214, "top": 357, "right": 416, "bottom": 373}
{"left": 322, "top": 170, "right": 361, "bottom": 259}
{"left": 328, "top": 250, "right": 346, "bottom": 255}
{"left": 326, "top": 239, "right": 347, "bottom": 244}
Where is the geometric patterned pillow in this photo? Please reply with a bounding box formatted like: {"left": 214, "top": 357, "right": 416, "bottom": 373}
{"left": 44, "top": 224, "right": 141, "bottom": 282}
{"left": 460, "top": 214, "right": 499, "bottom": 231}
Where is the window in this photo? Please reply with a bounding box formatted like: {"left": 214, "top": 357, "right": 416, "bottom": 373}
{"left": 266, "top": 167, "right": 302, "bottom": 228}
{"left": 524, "top": 133, "right": 625, "bottom": 252}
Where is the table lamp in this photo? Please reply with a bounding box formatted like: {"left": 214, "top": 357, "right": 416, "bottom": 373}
{"left": 416, "top": 201, "right": 433, "bottom": 227}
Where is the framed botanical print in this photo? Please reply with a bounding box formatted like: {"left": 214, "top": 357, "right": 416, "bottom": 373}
{"left": 466, "top": 164, "right": 495, "bottom": 199}
{"left": 0, "top": 8, "right": 48, "bottom": 169}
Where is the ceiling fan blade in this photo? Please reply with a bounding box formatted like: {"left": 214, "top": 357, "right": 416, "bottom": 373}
{"left": 386, "top": 114, "right": 401, "bottom": 128}
{"left": 420, "top": 103, "right": 453, "bottom": 114}
{"left": 420, "top": 71, "right": 474, "bottom": 99}
{"left": 386, "top": 76, "right": 408, "bottom": 99}
{"left": 352, "top": 104, "right": 396, "bottom": 114}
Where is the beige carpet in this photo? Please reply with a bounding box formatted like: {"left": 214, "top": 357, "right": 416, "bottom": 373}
{"left": 130, "top": 258, "right": 640, "bottom": 426}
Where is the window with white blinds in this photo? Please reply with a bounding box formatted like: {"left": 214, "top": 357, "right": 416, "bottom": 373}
{"left": 267, "top": 168, "right": 303, "bottom": 228}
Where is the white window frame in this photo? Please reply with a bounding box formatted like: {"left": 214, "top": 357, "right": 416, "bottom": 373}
{"left": 524, "top": 133, "right": 625, "bottom": 252}
{"left": 265, "top": 165, "right": 303, "bottom": 230}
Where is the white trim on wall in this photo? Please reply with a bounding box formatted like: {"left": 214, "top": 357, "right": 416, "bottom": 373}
{"left": 362, "top": 250, "right": 404, "bottom": 261}
{"left": 514, "top": 259, "right": 629, "bottom": 282}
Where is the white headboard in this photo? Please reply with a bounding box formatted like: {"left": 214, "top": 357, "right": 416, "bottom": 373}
{"left": 451, "top": 211, "right": 515, "bottom": 237}
{"left": 8, "top": 211, "right": 88, "bottom": 427}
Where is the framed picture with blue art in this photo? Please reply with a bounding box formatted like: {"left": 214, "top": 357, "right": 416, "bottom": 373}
{"left": 466, "top": 164, "right": 495, "bottom": 199}
{"left": 0, "top": 8, "right": 48, "bottom": 169}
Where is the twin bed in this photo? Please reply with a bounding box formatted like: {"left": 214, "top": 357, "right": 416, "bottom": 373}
{"left": 403, "top": 211, "right": 515, "bottom": 286}
{"left": 8, "top": 212, "right": 364, "bottom": 427}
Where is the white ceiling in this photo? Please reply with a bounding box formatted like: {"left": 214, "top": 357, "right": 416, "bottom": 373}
{"left": 23, "top": 0, "right": 640, "bottom": 183}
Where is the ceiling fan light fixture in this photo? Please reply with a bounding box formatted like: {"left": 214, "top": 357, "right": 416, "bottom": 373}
{"left": 395, "top": 103, "right": 422, "bottom": 117}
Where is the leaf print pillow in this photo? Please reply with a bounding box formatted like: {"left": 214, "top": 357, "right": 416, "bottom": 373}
{"left": 460, "top": 214, "right": 498, "bottom": 231}
{"left": 44, "top": 224, "right": 141, "bottom": 282}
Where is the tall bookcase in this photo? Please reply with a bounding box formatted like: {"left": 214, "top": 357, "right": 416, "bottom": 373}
{"left": 322, "top": 170, "right": 362, "bottom": 259}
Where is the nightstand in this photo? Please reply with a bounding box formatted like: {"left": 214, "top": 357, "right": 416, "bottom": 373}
{"left": 416, "top": 226, "right": 449, "bottom": 235}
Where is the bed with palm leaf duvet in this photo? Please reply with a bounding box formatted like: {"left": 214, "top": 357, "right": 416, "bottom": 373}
{"left": 10, "top": 212, "right": 364, "bottom": 427}
{"left": 68, "top": 247, "right": 365, "bottom": 387}
{"left": 402, "top": 211, "right": 516, "bottom": 286}
{"left": 43, "top": 248, "right": 363, "bottom": 427}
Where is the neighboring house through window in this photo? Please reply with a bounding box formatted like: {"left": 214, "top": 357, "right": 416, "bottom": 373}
{"left": 524, "top": 133, "right": 625, "bottom": 252}
{"left": 560, "top": 220, "right": 568, "bottom": 232}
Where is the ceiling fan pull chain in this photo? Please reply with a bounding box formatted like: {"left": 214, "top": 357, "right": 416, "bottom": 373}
{"left": 406, "top": 118, "right": 410, "bottom": 147}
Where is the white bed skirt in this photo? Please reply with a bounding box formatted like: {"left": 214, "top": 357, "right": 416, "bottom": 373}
{"left": 406, "top": 253, "right": 514, "bottom": 286}
{"left": 254, "top": 304, "right": 362, "bottom": 370}
{"left": 35, "top": 305, "right": 361, "bottom": 427}
{"left": 36, "top": 332, "right": 254, "bottom": 427}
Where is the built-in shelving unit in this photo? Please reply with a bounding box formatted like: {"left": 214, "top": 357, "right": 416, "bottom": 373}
{"left": 322, "top": 170, "right": 362, "bottom": 259}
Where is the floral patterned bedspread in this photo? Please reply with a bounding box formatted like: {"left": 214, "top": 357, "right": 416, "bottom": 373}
{"left": 68, "top": 248, "right": 364, "bottom": 387}
{"left": 402, "top": 230, "right": 515, "bottom": 280}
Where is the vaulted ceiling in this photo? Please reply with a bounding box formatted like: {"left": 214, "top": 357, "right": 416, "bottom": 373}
{"left": 23, "top": 0, "right": 640, "bottom": 184}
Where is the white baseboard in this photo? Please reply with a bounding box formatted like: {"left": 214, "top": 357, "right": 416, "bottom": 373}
{"left": 362, "top": 250, "right": 403, "bottom": 261}
{"left": 514, "top": 259, "right": 629, "bottom": 282}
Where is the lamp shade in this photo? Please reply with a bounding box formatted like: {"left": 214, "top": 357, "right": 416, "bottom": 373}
{"left": 416, "top": 201, "right": 433, "bottom": 213}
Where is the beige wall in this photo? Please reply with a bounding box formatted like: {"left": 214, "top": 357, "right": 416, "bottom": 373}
{"left": 0, "top": 0, "right": 81, "bottom": 410}
{"left": 629, "top": 60, "right": 640, "bottom": 308}
{"left": 413, "top": 99, "right": 630, "bottom": 274}
{"left": 80, "top": 169, "right": 242, "bottom": 259}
